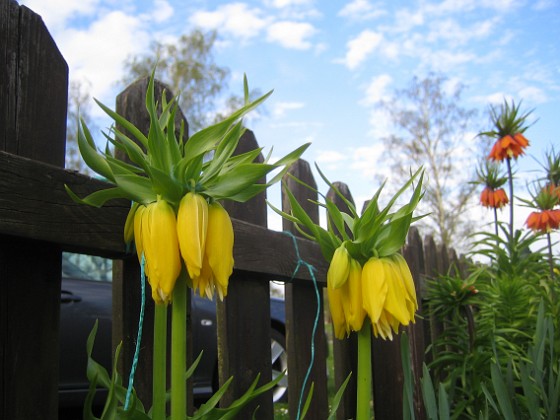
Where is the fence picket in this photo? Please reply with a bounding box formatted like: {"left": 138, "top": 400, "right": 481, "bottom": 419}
{"left": 282, "top": 159, "right": 329, "bottom": 419}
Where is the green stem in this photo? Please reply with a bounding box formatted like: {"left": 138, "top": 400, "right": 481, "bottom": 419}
{"left": 152, "top": 303, "right": 167, "bottom": 420}
{"left": 547, "top": 232, "right": 554, "bottom": 280}
{"left": 357, "top": 319, "right": 373, "bottom": 420}
{"left": 506, "top": 157, "right": 514, "bottom": 239}
{"left": 171, "top": 275, "right": 187, "bottom": 420}
{"left": 493, "top": 206, "right": 499, "bottom": 247}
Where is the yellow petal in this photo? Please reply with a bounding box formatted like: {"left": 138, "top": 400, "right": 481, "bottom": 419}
{"left": 327, "top": 285, "right": 347, "bottom": 339}
{"left": 124, "top": 203, "right": 138, "bottom": 245}
{"left": 327, "top": 245, "right": 351, "bottom": 289}
{"left": 392, "top": 254, "right": 418, "bottom": 314}
{"left": 346, "top": 259, "right": 366, "bottom": 332}
{"left": 141, "top": 204, "right": 154, "bottom": 281}
{"left": 372, "top": 310, "right": 394, "bottom": 341}
{"left": 133, "top": 205, "right": 146, "bottom": 264}
{"left": 383, "top": 259, "right": 411, "bottom": 326}
{"left": 206, "top": 202, "right": 234, "bottom": 293}
{"left": 177, "top": 193, "right": 208, "bottom": 279}
{"left": 148, "top": 199, "right": 181, "bottom": 304}
{"left": 193, "top": 255, "right": 213, "bottom": 299}
{"left": 362, "top": 257, "right": 387, "bottom": 323}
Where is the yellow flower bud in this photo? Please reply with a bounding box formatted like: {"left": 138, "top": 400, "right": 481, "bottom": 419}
{"left": 361, "top": 257, "right": 388, "bottom": 324}
{"left": 124, "top": 203, "right": 137, "bottom": 245}
{"left": 133, "top": 204, "right": 146, "bottom": 264}
{"left": 327, "top": 245, "right": 351, "bottom": 289}
{"left": 391, "top": 254, "right": 418, "bottom": 321}
{"left": 327, "top": 285, "right": 347, "bottom": 340}
{"left": 205, "top": 202, "right": 234, "bottom": 299}
{"left": 343, "top": 258, "right": 366, "bottom": 332}
{"left": 147, "top": 199, "right": 182, "bottom": 304}
{"left": 177, "top": 193, "right": 208, "bottom": 280}
{"left": 382, "top": 259, "right": 410, "bottom": 326}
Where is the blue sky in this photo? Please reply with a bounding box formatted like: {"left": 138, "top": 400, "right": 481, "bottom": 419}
{"left": 20, "top": 0, "right": 560, "bottom": 236}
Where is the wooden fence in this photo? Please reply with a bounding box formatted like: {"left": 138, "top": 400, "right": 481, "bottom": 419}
{"left": 0, "top": 2, "right": 465, "bottom": 419}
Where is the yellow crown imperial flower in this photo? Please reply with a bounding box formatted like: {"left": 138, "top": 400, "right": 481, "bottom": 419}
{"left": 205, "top": 202, "right": 234, "bottom": 300}
{"left": 177, "top": 192, "right": 208, "bottom": 280}
{"left": 343, "top": 258, "right": 366, "bottom": 333}
{"left": 327, "top": 257, "right": 366, "bottom": 339}
{"left": 327, "top": 244, "right": 351, "bottom": 289}
{"left": 137, "top": 199, "right": 182, "bottom": 304}
{"left": 362, "top": 256, "right": 416, "bottom": 340}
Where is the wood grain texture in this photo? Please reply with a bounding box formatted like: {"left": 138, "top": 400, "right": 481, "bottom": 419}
{"left": 283, "top": 159, "right": 328, "bottom": 420}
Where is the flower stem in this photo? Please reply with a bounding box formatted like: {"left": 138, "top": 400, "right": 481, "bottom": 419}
{"left": 506, "top": 157, "right": 514, "bottom": 239}
{"left": 357, "top": 320, "right": 373, "bottom": 420}
{"left": 152, "top": 303, "right": 167, "bottom": 420}
{"left": 493, "top": 206, "right": 499, "bottom": 247}
{"left": 171, "top": 274, "right": 187, "bottom": 420}
{"left": 547, "top": 232, "right": 554, "bottom": 280}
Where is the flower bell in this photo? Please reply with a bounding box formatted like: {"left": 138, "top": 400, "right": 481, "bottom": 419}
{"left": 480, "top": 186, "right": 509, "bottom": 209}
{"left": 135, "top": 199, "right": 182, "bottom": 304}
{"left": 361, "top": 256, "right": 417, "bottom": 340}
{"left": 177, "top": 192, "right": 208, "bottom": 280}
{"left": 205, "top": 202, "right": 234, "bottom": 300}
{"left": 327, "top": 244, "right": 351, "bottom": 289}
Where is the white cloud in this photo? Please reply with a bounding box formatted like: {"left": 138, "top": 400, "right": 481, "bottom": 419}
{"left": 393, "top": 8, "right": 424, "bottom": 33}
{"left": 272, "top": 101, "right": 305, "bottom": 118}
{"left": 21, "top": 0, "right": 100, "bottom": 30}
{"left": 517, "top": 86, "right": 548, "bottom": 104}
{"left": 189, "top": 3, "right": 269, "bottom": 41}
{"left": 361, "top": 74, "right": 393, "bottom": 106}
{"left": 339, "top": 30, "right": 383, "bottom": 70}
{"left": 152, "top": 0, "right": 173, "bottom": 23}
{"left": 366, "top": 108, "right": 393, "bottom": 140}
{"left": 315, "top": 150, "right": 348, "bottom": 169}
{"left": 266, "top": 21, "right": 317, "bottom": 50}
{"left": 350, "top": 144, "right": 386, "bottom": 178}
{"left": 57, "top": 11, "right": 149, "bottom": 103}
{"left": 338, "top": 0, "right": 386, "bottom": 20}
{"left": 268, "top": 0, "right": 313, "bottom": 8}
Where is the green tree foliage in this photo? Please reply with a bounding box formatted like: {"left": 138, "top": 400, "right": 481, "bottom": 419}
{"left": 121, "top": 29, "right": 252, "bottom": 133}
{"left": 378, "top": 74, "right": 481, "bottom": 250}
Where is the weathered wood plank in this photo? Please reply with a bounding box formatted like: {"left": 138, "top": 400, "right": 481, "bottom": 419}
{"left": 283, "top": 159, "right": 328, "bottom": 420}
{"left": 404, "top": 227, "right": 427, "bottom": 419}
{"left": 1, "top": 2, "right": 67, "bottom": 419}
{"left": 217, "top": 129, "right": 273, "bottom": 419}
{"left": 0, "top": 151, "right": 328, "bottom": 282}
{"left": 327, "top": 181, "right": 358, "bottom": 420}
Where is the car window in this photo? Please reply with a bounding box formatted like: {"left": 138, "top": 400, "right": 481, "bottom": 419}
{"left": 62, "top": 252, "right": 113, "bottom": 282}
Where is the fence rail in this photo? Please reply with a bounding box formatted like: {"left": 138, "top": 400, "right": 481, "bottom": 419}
{"left": 0, "top": 2, "right": 464, "bottom": 419}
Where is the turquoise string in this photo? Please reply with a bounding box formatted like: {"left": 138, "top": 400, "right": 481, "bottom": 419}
{"left": 124, "top": 253, "right": 146, "bottom": 411}
{"left": 284, "top": 231, "right": 321, "bottom": 420}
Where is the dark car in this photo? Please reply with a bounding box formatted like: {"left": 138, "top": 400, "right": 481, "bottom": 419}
{"left": 58, "top": 253, "right": 288, "bottom": 413}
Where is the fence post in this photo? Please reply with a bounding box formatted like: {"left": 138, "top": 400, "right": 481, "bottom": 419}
{"left": 217, "top": 130, "right": 273, "bottom": 419}
{"left": 403, "top": 227, "right": 427, "bottom": 419}
{"left": 1, "top": 1, "right": 68, "bottom": 419}
{"left": 422, "top": 235, "right": 442, "bottom": 364}
{"left": 282, "top": 159, "right": 328, "bottom": 420}
{"left": 327, "top": 182, "right": 358, "bottom": 420}
{"left": 113, "top": 78, "right": 193, "bottom": 411}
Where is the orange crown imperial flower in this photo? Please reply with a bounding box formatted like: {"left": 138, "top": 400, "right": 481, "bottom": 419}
{"left": 488, "top": 133, "right": 529, "bottom": 161}
{"left": 480, "top": 99, "right": 533, "bottom": 162}
{"left": 480, "top": 186, "right": 509, "bottom": 209}
{"left": 526, "top": 209, "right": 560, "bottom": 233}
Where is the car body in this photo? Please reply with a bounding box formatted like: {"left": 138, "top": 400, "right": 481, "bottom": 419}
{"left": 58, "top": 254, "right": 288, "bottom": 412}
